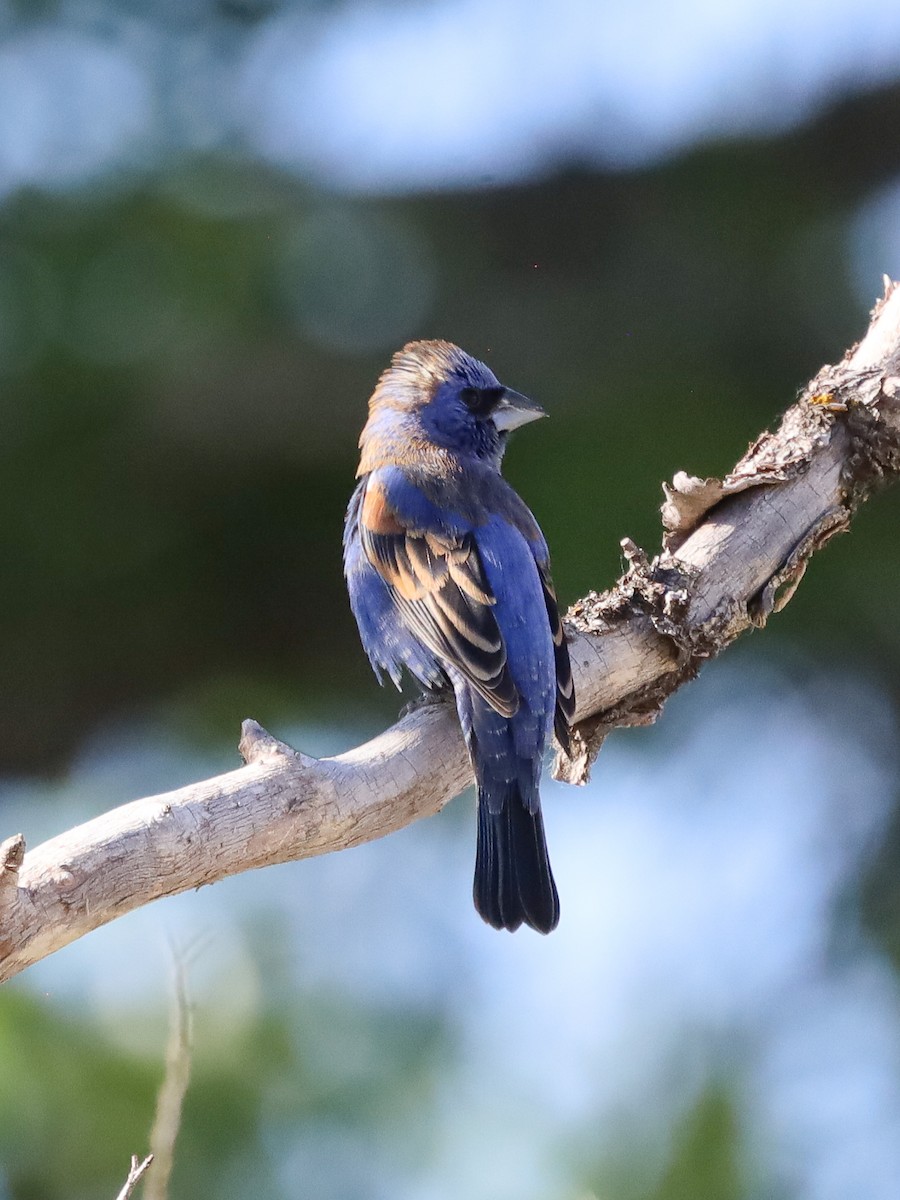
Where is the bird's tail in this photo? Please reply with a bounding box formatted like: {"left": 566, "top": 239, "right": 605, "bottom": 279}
{"left": 473, "top": 786, "right": 560, "bottom": 934}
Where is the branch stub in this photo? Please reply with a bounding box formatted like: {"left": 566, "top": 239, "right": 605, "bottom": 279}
{"left": 0, "top": 834, "right": 25, "bottom": 892}
{"left": 238, "top": 719, "right": 297, "bottom": 766}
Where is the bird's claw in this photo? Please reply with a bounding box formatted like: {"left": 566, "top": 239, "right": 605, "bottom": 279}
{"left": 399, "top": 686, "right": 453, "bottom": 718}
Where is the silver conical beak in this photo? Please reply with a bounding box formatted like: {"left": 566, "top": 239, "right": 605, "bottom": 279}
{"left": 491, "top": 388, "right": 546, "bottom": 432}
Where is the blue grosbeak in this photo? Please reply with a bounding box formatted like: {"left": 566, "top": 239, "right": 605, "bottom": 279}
{"left": 343, "top": 341, "right": 574, "bottom": 933}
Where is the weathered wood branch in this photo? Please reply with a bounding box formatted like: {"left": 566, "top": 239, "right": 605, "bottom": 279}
{"left": 3, "top": 282, "right": 900, "bottom": 981}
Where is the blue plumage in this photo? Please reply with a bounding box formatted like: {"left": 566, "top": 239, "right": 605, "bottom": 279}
{"left": 343, "top": 340, "right": 575, "bottom": 933}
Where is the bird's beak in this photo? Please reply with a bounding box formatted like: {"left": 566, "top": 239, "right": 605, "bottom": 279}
{"left": 491, "top": 388, "right": 547, "bottom": 432}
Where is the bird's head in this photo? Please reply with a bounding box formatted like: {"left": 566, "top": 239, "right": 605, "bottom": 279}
{"left": 358, "top": 340, "right": 544, "bottom": 474}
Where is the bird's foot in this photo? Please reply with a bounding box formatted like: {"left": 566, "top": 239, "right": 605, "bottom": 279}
{"left": 400, "top": 685, "right": 453, "bottom": 719}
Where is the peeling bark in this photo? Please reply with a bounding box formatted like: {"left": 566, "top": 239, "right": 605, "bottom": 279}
{"left": 556, "top": 281, "right": 900, "bottom": 780}
{"left": 3, "top": 282, "right": 900, "bottom": 980}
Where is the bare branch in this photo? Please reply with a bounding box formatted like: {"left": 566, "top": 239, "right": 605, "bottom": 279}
{"left": 3, "top": 282, "right": 900, "bottom": 981}
{"left": 115, "top": 1154, "right": 154, "bottom": 1200}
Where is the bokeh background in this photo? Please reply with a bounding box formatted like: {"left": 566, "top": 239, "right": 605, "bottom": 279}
{"left": 3, "top": 1, "right": 900, "bottom": 1197}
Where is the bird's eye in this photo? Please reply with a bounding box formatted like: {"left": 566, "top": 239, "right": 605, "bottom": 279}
{"left": 460, "top": 385, "right": 505, "bottom": 415}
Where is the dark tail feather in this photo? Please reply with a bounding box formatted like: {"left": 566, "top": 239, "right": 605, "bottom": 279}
{"left": 473, "top": 789, "right": 560, "bottom": 934}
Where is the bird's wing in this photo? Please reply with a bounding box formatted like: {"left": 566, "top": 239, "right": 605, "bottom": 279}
{"left": 358, "top": 475, "right": 520, "bottom": 717}
{"left": 535, "top": 560, "right": 576, "bottom": 753}
{"left": 480, "top": 475, "right": 575, "bottom": 750}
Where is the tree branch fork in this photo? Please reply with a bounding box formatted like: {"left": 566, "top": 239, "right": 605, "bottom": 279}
{"left": 4, "top": 281, "right": 900, "bottom": 981}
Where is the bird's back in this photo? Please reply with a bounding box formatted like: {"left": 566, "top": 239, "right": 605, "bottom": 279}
{"left": 343, "top": 339, "right": 573, "bottom": 933}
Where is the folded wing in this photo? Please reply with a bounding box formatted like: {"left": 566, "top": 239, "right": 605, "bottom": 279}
{"left": 359, "top": 477, "right": 520, "bottom": 718}
{"left": 535, "top": 560, "right": 576, "bottom": 753}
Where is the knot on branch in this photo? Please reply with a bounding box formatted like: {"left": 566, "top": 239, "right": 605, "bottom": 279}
{"left": 618, "top": 538, "right": 702, "bottom": 654}
{"left": 566, "top": 537, "right": 699, "bottom": 655}
{"left": 556, "top": 539, "right": 706, "bottom": 786}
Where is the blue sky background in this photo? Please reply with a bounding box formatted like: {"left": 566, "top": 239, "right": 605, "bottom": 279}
{"left": 0, "top": 0, "right": 899, "bottom": 196}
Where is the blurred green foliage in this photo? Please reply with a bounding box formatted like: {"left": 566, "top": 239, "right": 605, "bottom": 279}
{"left": 3, "top": 80, "right": 900, "bottom": 774}
{"left": 0, "top": 981, "right": 453, "bottom": 1200}
{"left": 0, "top": 990, "right": 158, "bottom": 1198}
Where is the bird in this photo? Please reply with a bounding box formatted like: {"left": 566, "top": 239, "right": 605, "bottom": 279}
{"left": 343, "top": 340, "right": 575, "bottom": 933}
